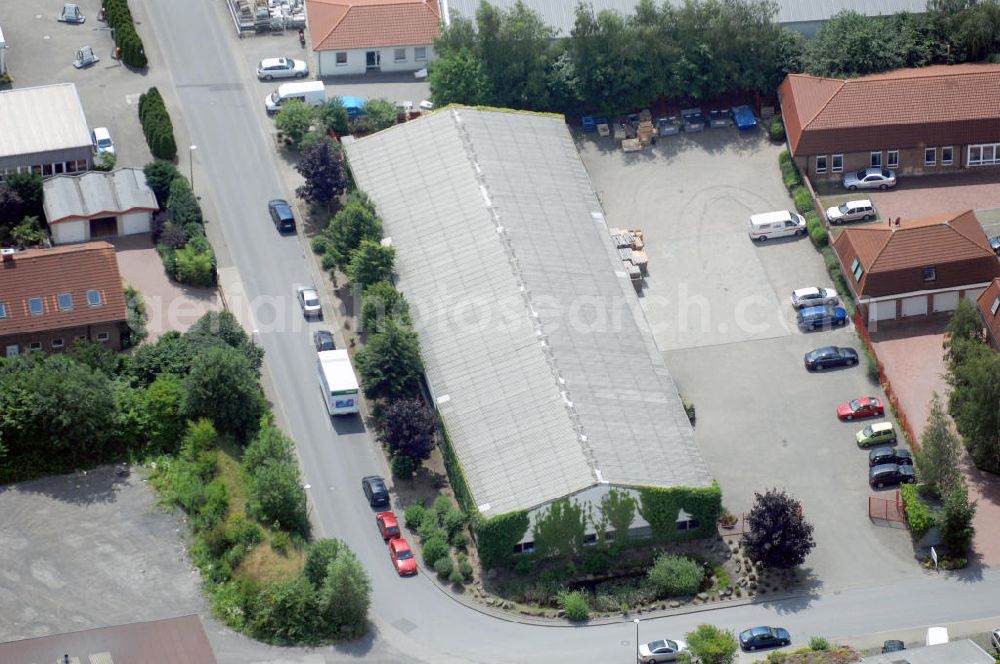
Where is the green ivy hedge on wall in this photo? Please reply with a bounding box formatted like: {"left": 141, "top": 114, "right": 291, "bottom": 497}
{"left": 437, "top": 417, "right": 476, "bottom": 519}
{"left": 900, "top": 484, "right": 936, "bottom": 540}
{"left": 638, "top": 483, "right": 723, "bottom": 541}
{"left": 476, "top": 510, "right": 529, "bottom": 570}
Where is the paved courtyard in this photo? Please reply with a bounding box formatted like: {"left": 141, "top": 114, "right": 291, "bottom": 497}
{"left": 579, "top": 128, "right": 921, "bottom": 592}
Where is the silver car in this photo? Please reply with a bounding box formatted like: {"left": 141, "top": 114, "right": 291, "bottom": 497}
{"left": 825, "top": 199, "right": 875, "bottom": 224}
{"left": 256, "top": 57, "right": 309, "bottom": 80}
{"left": 638, "top": 638, "right": 688, "bottom": 663}
{"left": 296, "top": 285, "right": 322, "bottom": 318}
{"left": 842, "top": 167, "right": 896, "bottom": 191}
{"left": 791, "top": 286, "right": 839, "bottom": 309}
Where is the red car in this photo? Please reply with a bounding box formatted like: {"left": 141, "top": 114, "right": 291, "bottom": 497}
{"left": 376, "top": 511, "right": 400, "bottom": 541}
{"left": 837, "top": 396, "right": 884, "bottom": 421}
{"left": 389, "top": 538, "right": 417, "bottom": 576}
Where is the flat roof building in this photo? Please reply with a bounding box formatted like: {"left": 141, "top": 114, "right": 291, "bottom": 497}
{"left": 0, "top": 83, "right": 93, "bottom": 179}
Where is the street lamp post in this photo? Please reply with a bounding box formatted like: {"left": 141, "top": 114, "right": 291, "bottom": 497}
{"left": 188, "top": 144, "right": 197, "bottom": 189}
{"left": 634, "top": 618, "right": 640, "bottom": 663}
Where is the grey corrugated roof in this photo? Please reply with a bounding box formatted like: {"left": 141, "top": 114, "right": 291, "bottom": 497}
{"left": 43, "top": 168, "right": 158, "bottom": 224}
{"left": 440, "top": 0, "right": 927, "bottom": 35}
{"left": 0, "top": 83, "right": 91, "bottom": 158}
{"left": 861, "top": 640, "right": 993, "bottom": 664}
{"left": 346, "top": 108, "right": 711, "bottom": 515}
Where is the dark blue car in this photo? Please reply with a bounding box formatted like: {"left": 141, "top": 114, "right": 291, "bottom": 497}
{"left": 797, "top": 305, "right": 848, "bottom": 331}
{"left": 740, "top": 626, "right": 790, "bottom": 651}
{"left": 730, "top": 105, "right": 758, "bottom": 130}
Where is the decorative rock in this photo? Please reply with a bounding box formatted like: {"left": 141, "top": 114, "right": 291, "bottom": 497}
{"left": 697, "top": 592, "right": 709, "bottom": 601}
{"left": 670, "top": 601, "right": 680, "bottom": 608}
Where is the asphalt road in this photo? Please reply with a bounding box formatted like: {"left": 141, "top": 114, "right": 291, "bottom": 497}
{"left": 137, "top": 2, "right": 1000, "bottom": 663}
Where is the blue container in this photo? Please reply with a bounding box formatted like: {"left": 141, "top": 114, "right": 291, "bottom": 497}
{"left": 581, "top": 115, "right": 596, "bottom": 132}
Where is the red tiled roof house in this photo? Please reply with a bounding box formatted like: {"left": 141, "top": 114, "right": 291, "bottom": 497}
{"left": 778, "top": 64, "right": 1000, "bottom": 182}
{"left": 306, "top": 0, "right": 440, "bottom": 76}
{"left": 978, "top": 277, "right": 1000, "bottom": 350}
{"left": 0, "top": 242, "right": 129, "bottom": 355}
{"left": 833, "top": 210, "right": 1000, "bottom": 325}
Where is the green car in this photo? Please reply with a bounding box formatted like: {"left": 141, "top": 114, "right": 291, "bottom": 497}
{"left": 856, "top": 421, "right": 897, "bottom": 448}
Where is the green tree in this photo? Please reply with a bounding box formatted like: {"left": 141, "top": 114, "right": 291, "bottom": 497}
{"left": 322, "top": 199, "right": 382, "bottom": 268}
{"left": 429, "top": 49, "right": 493, "bottom": 107}
{"left": 145, "top": 373, "right": 187, "bottom": 453}
{"left": 249, "top": 459, "right": 310, "bottom": 538}
{"left": 249, "top": 576, "right": 319, "bottom": 645}
{"left": 476, "top": 0, "right": 557, "bottom": 109}
{"left": 944, "top": 298, "right": 988, "bottom": 367}
{"left": 303, "top": 538, "right": 342, "bottom": 587}
{"left": 600, "top": 487, "right": 636, "bottom": 544}
{"left": 948, "top": 342, "right": 1000, "bottom": 473}
{"left": 569, "top": 6, "right": 647, "bottom": 113}
{"left": 274, "top": 100, "right": 316, "bottom": 148}
{"left": 10, "top": 216, "right": 46, "bottom": 247}
{"left": 143, "top": 160, "right": 181, "bottom": 208}
{"left": 361, "top": 98, "right": 398, "bottom": 131}
{"left": 0, "top": 183, "right": 25, "bottom": 228}
{"left": 360, "top": 280, "right": 410, "bottom": 333}
{"left": 355, "top": 318, "right": 424, "bottom": 400}
{"left": 317, "top": 98, "right": 350, "bottom": 135}
{"left": 743, "top": 488, "right": 815, "bottom": 569}
{"left": 929, "top": 0, "right": 1000, "bottom": 61}
{"left": 532, "top": 498, "right": 587, "bottom": 558}
{"left": 345, "top": 240, "right": 395, "bottom": 291}
{"left": 318, "top": 546, "right": 371, "bottom": 639}
{"left": 376, "top": 398, "right": 436, "bottom": 461}
{"left": 130, "top": 331, "right": 194, "bottom": 384}
{"left": 166, "top": 177, "right": 202, "bottom": 226}
{"left": 916, "top": 394, "right": 962, "bottom": 497}
{"left": 940, "top": 481, "right": 976, "bottom": 556}
{"left": 186, "top": 310, "right": 264, "bottom": 373}
{"left": 682, "top": 624, "right": 739, "bottom": 664}
{"left": 183, "top": 346, "right": 265, "bottom": 442}
{"left": 295, "top": 139, "right": 347, "bottom": 209}
{"left": 3, "top": 171, "right": 44, "bottom": 221}
{"left": 243, "top": 425, "right": 295, "bottom": 473}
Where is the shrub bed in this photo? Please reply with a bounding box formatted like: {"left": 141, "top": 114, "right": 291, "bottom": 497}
{"left": 900, "top": 484, "right": 936, "bottom": 540}
{"left": 768, "top": 117, "right": 785, "bottom": 142}
{"left": 138, "top": 88, "right": 177, "bottom": 160}
{"left": 102, "top": 0, "right": 147, "bottom": 68}
{"left": 145, "top": 160, "right": 217, "bottom": 287}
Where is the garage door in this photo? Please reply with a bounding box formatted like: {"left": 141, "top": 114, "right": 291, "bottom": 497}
{"left": 869, "top": 301, "right": 897, "bottom": 322}
{"left": 901, "top": 296, "right": 928, "bottom": 317}
{"left": 933, "top": 291, "right": 960, "bottom": 313}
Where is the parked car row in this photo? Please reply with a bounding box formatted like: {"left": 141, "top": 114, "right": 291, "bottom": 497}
{"left": 638, "top": 625, "right": 790, "bottom": 662}
{"left": 362, "top": 476, "right": 419, "bottom": 577}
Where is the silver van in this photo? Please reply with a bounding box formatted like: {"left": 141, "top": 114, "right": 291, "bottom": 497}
{"left": 826, "top": 199, "right": 876, "bottom": 224}
{"left": 748, "top": 210, "right": 807, "bottom": 242}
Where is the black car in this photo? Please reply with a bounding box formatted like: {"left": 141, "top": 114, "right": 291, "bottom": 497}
{"left": 362, "top": 475, "right": 390, "bottom": 508}
{"left": 868, "top": 447, "right": 913, "bottom": 468}
{"left": 268, "top": 199, "right": 295, "bottom": 233}
{"left": 869, "top": 463, "right": 916, "bottom": 489}
{"left": 313, "top": 330, "right": 335, "bottom": 352}
{"left": 739, "top": 626, "right": 790, "bottom": 651}
{"left": 803, "top": 346, "right": 859, "bottom": 371}
{"left": 882, "top": 640, "right": 905, "bottom": 653}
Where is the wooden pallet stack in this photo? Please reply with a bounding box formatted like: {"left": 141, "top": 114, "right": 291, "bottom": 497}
{"left": 610, "top": 228, "right": 648, "bottom": 292}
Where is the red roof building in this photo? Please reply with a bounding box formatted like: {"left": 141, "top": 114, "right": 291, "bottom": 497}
{"left": 832, "top": 210, "right": 1000, "bottom": 325}
{"left": 306, "top": 0, "right": 440, "bottom": 76}
{"left": 778, "top": 64, "right": 1000, "bottom": 182}
{"left": 978, "top": 277, "right": 1000, "bottom": 350}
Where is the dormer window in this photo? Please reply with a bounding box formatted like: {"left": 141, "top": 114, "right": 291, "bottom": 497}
{"left": 0, "top": 303, "right": 6, "bottom": 319}
{"left": 87, "top": 289, "right": 102, "bottom": 307}
{"left": 28, "top": 297, "right": 44, "bottom": 316}
{"left": 57, "top": 292, "right": 73, "bottom": 311}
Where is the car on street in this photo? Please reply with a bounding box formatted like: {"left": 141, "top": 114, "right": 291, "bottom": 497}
{"left": 388, "top": 537, "right": 417, "bottom": 576}
{"left": 825, "top": 199, "right": 876, "bottom": 224}
{"left": 268, "top": 199, "right": 295, "bottom": 233}
{"left": 797, "top": 305, "right": 848, "bottom": 331}
{"left": 837, "top": 396, "right": 885, "bottom": 420}
{"left": 256, "top": 57, "right": 308, "bottom": 80}
{"left": 869, "top": 447, "right": 913, "bottom": 467}
{"left": 870, "top": 463, "right": 916, "bottom": 489}
{"left": 313, "top": 329, "right": 335, "bottom": 351}
{"left": 791, "top": 287, "right": 839, "bottom": 309}
{"left": 842, "top": 167, "right": 897, "bottom": 190}
{"left": 739, "top": 626, "right": 790, "bottom": 651}
{"left": 989, "top": 235, "right": 1000, "bottom": 256}
{"left": 296, "top": 285, "right": 322, "bottom": 319}
{"left": 362, "top": 475, "right": 390, "bottom": 508}
{"left": 804, "top": 346, "right": 858, "bottom": 371}
{"left": 856, "top": 421, "right": 897, "bottom": 447}
{"left": 91, "top": 127, "right": 115, "bottom": 155}
{"left": 376, "top": 511, "right": 400, "bottom": 540}
{"left": 882, "top": 639, "right": 905, "bottom": 653}
{"left": 638, "top": 638, "right": 688, "bottom": 663}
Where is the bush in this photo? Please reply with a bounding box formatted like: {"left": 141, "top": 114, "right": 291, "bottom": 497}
{"left": 901, "top": 485, "right": 935, "bottom": 541}
{"left": 311, "top": 235, "right": 329, "bottom": 255}
{"left": 421, "top": 536, "right": 449, "bottom": 566}
{"left": 780, "top": 160, "right": 801, "bottom": 190}
{"left": 768, "top": 117, "right": 785, "bottom": 142}
{"left": 104, "top": 0, "right": 148, "bottom": 68}
{"left": 557, "top": 590, "right": 590, "bottom": 622}
{"left": 448, "top": 566, "right": 465, "bottom": 585}
{"left": 434, "top": 555, "right": 454, "bottom": 578}
{"left": 458, "top": 555, "right": 474, "bottom": 581}
{"left": 862, "top": 345, "right": 880, "bottom": 384}
{"left": 681, "top": 394, "right": 696, "bottom": 425}
{"left": 443, "top": 508, "right": 466, "bottom": 537}
{"left": 792, "top": 187, "right": 814, "bottom": 214}
{"left": 404, "top": 502, "right": 427, "bottom": 530}
{"left": 159, "top": 222, "right": 188, "bottom": 249}
{"left": 138, "top": 87, "right": 177, "bottom": 160}
{"left": 173, "top": 243, "right": 215, "bottom": 287}
{"left": 249, "top": 460, "right": 310, "bottom": 538}
{"left": 144, "top": 160, "right": 181, "bottom": 207}
{"left": 809, "top": 636, "right": 830, "bottom": 651}
{"left": 805, "top": 211, "right": 828, "bottom": 248}
{"left": 450, "top": 531, "right": 467, "bottom": 550}
{"left": 303, "top": 539, "right": 342, "bottom": 588}
{"left": 391, "top": 453, "right": 416, "bottom": 480}
{"left": 320, "top": 252, "right": 337, "bottom": 272}
{"left": 271, "top": 530, "right": 290, "bottom": 554}
{"left": 646, "top": 554, "right": 703, "bottom": 598}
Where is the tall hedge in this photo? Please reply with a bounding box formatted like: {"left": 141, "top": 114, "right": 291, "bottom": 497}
{"left": 102, "top": 0, "right": 147, "bottom": 68}
{"left": 138, "top": 87, "right": 177, "bottom": 161}
{"left": 638, "top": 483, "right": 723, "bottom": 541}
{"left": 476, "top": 511, "right": 529, "bottom": 569}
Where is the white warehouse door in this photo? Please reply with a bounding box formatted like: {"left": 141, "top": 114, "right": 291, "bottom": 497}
{"left": 901, "top": 295, "right": 928, "bottom": 317}
{"left": 933, "top": 291, "right": 960, "bottom": 313}
{"left": 869, "top": 301, "right": 897, "bottom": 322}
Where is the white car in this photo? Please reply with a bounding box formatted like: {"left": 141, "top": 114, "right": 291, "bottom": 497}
{"left": 638, "top": 638, "right": 688, "bottom": 663}
{"left": 91, "top": 127, "right": 115, "bottom": 156}
{"left": 791, "top": 287, "right": 839, "bottom": 309}
{"left": 825, "top": 199, "right": 875, "bottom": 224}
{"left": 256, "top": 57, "right": 309, "bottom": 80}
{"left": 296, "top": 285, "right": 322, "bottom": 319}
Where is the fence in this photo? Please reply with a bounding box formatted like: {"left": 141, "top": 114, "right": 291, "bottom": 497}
{"left": 868, "top": 492, "right": 907, "bottom": 528}
{"left": 852, "top": 310, "right": 920, "bottom": 452}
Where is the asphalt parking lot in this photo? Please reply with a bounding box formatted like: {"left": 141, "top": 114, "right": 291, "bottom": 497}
{"left": 579, "top": 127, "right": 922, "bottom": 592}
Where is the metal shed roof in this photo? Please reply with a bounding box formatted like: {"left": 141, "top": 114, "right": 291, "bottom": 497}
{"left": 345, "top": 108, "right": 712, "bottom": 515}
{"left": 0, "top": 83, "right": 91, "bottom": 158}
{"left": 43, "top": 168, "right": 158, "bottom": 224}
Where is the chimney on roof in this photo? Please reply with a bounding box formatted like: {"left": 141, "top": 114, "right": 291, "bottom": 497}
{"left": 1, "top": 247, "right": 14, "bottom": 262}
{"left": 895, "top": 217, "right": 901, "bottom": 227}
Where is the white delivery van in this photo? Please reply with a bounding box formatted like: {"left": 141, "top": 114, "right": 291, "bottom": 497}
{"left": 317, "top": 349, "right": 360, "bottom": 416}
{"left": 265, "top": 80, "right": 326, "bottom": 114}
{"left": 925, "top": 626, "right": 949, "bottom": 646}
{"left": 748, "top": 209, "right": 807, "bottom": 242}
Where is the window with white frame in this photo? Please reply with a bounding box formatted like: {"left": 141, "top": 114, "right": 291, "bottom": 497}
{"left": 28, "top": 297, "right": 44, "bottom": 316}
{"left": 335, "top": 52, "right": 347, "bottom": 65}
{"left": 870, "top": 151, "right": 882, "bottom": 167}
{"left": 87, "top": 289, "right": 102, "bottom": 307}
{"left": 97, "top": 332, "right": 110, "bottom": 342}
{"left": 887, "top": 150, "right": 899, "bottom": 169}
{"left": 57, "top": 292, "right": 73, "bottom": 311}
{"left": 924, "top": 147, "right": 936, "bottom": 166}
{"left": 414, "top": 46, "right": 427, "bottom": 61}
{"left": 968, "top": 143, "right": 999, "bottom": 166}
{"left": 832, "top": 154, "right": 844, "bottom": 172}
{"left": 942, "top": 146, "right": 953, "bottom": 165}
{"left": 51, "top": 338, "right": 64, "bottom": 349}
{"left": 394, "top": 48, "right": 406, "bottom": 62}
{"left": 815, "top": 155, "right": 828, "bottom": 174}
{"left": 28, "top": 341, "right": 42, "bottom": 351}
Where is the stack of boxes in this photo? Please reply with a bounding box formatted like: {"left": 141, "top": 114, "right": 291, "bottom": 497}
{"left": 610, "top": 228, "right": 648, "bottom": 292}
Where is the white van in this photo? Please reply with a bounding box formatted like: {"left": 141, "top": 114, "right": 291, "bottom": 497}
{"left": 749, "top": 210, "right": 807, "bottom": 242}
{"left": 265, "top": 80, "right": 326, "bottom": 114}
{"left": 925, "top": 626, "right": 949, "bottom": 646}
